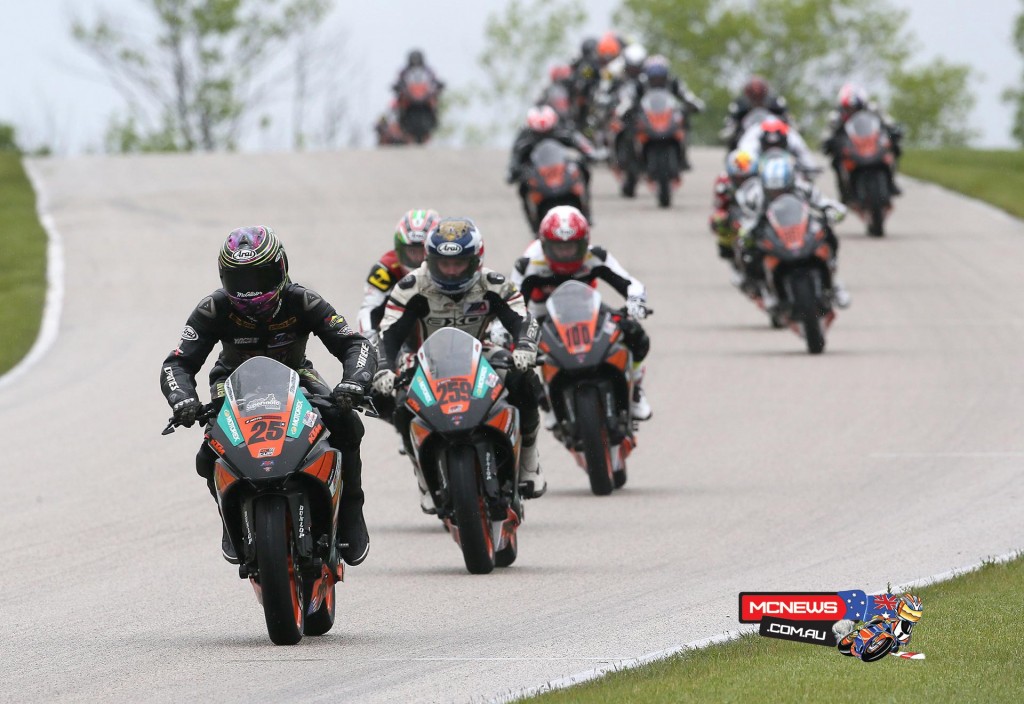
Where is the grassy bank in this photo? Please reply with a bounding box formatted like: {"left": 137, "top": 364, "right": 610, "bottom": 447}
{"left": 901, "top": 148, "right": 1024, "bottom": 219}
{"left": 0, "top": 154, "right": 47, "bottom": 375}
{"left": 528, "top": 556, "right": 1024, "bottom": 703}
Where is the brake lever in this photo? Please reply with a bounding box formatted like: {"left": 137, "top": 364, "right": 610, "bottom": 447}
{"left": 160, "top": 403, "right": 217, "bottom": 436}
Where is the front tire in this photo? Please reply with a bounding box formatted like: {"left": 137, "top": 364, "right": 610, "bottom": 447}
{"left": 576, "top": 386, "right": 614, "bottom": 495}
{"left": 865, "top": 169, "right": 889, "bottom": 237}
{"left": 254, "top": 496, "right": 304, "bottom": 645}
{"left": 447, "top": 445, "right": 495, "bottom": 574}
{"left": 790, "top": 273, "right": 826, "bottom": 354}
{"left": 648, "top": 144, "right": 677, "bottom": 208}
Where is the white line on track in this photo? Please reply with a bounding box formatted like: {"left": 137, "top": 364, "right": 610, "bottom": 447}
{"left": 870, "top": 452, "right": 1024, "bottom": 459}
{"left": 483, "top": 549, "right": 1022, "bottom": 704}
{"left": 0, "top": 159, "right": 65, "bottom": 392}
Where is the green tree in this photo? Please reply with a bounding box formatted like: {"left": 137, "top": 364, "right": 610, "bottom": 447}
{"left": 616, "top": 0, "right": 975, "bottom": 147}
{"left": 444, "top": 0, "right": 587, "bottom": 146}
{"left": 891, "top": 61, "right": 977, "bottom": 147}
{"left": 0, "top": 122, "right": 20, "bottom": 153}
{"left": 72, "top": 0, "right": 331, "bottom": 152}
{"left": 1003, "top": 0, "right": 1024, "bottom": 146}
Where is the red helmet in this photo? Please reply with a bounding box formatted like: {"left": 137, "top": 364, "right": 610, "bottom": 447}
{"left": 838, "top": 83, "right": 867, "bottom": 113}
{"left": 743, "top": 76, "right": 769, "bottom": 106}
{"left": 759, "top": 117, "right": 789, "bottom": 151}
{"left": 539, "top": 206, "right": 590, "bottom": 275}
{"left": 526, "top": 105, "right": 558, "bottom": 134}
{"left": 597, "top": 32, "right": 621, "bottom": 62}
{"left": 549, "top": 64, "right": 572, "bottom": 83}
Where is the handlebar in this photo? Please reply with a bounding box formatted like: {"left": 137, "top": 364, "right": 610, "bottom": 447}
{"left": 161, "top": 392, "right": 378, "bottom": 435}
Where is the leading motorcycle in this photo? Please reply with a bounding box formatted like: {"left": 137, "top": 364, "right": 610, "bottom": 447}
{"left": 537, "top": 281, "right": 646, "bottom": 495}
{"left": 397, "top": 67, "right": 440, "bottom": 144}
{"left": 634, "top": 88, "right": 687, "bottom": 207}
{"left": 162, "top": 357, "right": 368, "bottom": 645}
{"left": 518, "top": 138, "right": 591, "bottom": 234}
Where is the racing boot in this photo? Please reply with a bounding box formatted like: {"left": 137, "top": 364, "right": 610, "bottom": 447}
{"left": 518, "top": 430, "right": 546, "bottom": 499}
{"left": 336, "top": 447, "right": 369, "bottom": 566}
{"left": 414, "top": 464, "right": 436, "bottom": 515}
{"left": 221, "top": 523, "right": 239, "bottom": 564}
{"left": 204, "top": 471, "right": 238, "bottom": 564}
{"left": 629, "top": 363, "right": 653, "bottom": 421}
{"left": 832, "top": 279, "right": 852, "bottom": 309}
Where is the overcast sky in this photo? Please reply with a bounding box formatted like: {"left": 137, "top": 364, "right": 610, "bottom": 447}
{"left": 2, "top": 0, "right": 1020, "bottom": 153}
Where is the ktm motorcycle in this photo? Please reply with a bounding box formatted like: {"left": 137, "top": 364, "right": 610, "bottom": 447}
{"left": 163, "top": 357, "right": 366, "bottom": 645}
{"left": 538, "top": 281, "right": 647, "bottom": 495}
{"left": 396, "top": 328, "right": 524, "bottom": 574}
{"left": 520, "top": 138, "right": 590, "bottom": 234}
{"left": 397, "top": 67, "right": 440, "bottom": 143}
{"left": 748, "top": 193, "right": 838, "bottom": 354}
{"left": 837, "top": 109, "right": 896, "bottom": 237}
{"left": 634, "top": 88, "right": 687, "bottom": 207}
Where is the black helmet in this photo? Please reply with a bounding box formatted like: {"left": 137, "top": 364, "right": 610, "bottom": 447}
{"left": 408, "top": 49, "right": 424, "bottom": 67}
{"left": 581, "top": 37, "right": 597, "bottom": 58}
{"left": 218, "top": 226, "right": 288, "bottom": 318}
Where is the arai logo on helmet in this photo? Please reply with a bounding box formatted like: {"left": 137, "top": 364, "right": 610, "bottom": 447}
{"left": 437, "top": 242, "right": 464, "bottom": 255}
{"left": 554, "top": 224, "right": 577, "bottom": 240}
{"left": 231, "top": 249, "right": 257, "bottom": 261}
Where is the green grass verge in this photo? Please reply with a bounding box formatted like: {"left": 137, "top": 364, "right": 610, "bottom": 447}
{"left": 901, "top": 148, "right": 1024, "bottom": 219}
{"left": 0, "top": 154, "right": 47, "bottom": 375}
{"left": 528, "top": 556, "right": 1024, "bottom": 703}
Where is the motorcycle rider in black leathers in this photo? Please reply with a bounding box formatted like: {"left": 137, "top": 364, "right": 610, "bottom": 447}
{"left": 159, "top": 226, "right": 377, "bottom": 566}
{"left": 720, "top": 75, "right": 789, "bottom": 149}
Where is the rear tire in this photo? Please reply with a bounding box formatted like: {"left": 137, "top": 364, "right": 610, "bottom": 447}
{"left": 448, "top": 445, "right": 495, "bottom": 574}
{"left": 254, "top": 496, "right": 304, "bottom": 645}
{"left": 865, "top": 170, "right": 888, "bottom": 237}
{"left": 790, "top": 273, "right": 826, "bottom": 355}
{"left": 649, "top": 144, "right": 677, "bottom": 208}
{"left": 576, "top": 386, "right": 614, "bottom": 496}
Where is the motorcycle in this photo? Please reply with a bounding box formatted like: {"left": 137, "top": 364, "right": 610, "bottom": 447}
{"left": 519, "top": 137, "right": 590, "bottom": 234}
{"left": 397, "top": 67, "right": 440, "bottom": 144}
{"left": 395, "top": 327, "right": 524, "bottom": 574}
{"left": 634, "top": 88, "right": 687, "bottom": 208}
{"left": 747, "top": 193, "right": 837, "bottom": 353}
{"left": 537, "top": 281, "right": 647, "bottom": 495}
{"left": 837, "top": 109, "right": 896, "bottom": 237}
{"left": 162, "top": 357, "right": 372, "bottom": 645}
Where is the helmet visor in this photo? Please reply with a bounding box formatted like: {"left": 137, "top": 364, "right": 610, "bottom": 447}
{"left": 542, "top": 239, "right": 587, "bottom": 264}
{"left": 222, "top": 263, "right": 284, "bottom": 299}
{"left": 427, "top": 254, "right": 479, "bottom": 289}
{"left": 398, "top": 242, "right": 426, "bottom": 269}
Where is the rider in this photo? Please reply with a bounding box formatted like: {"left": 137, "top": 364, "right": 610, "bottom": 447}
{"left": 821, "top": 82, "right": 903, "bottom": 202}
{"left": 631, "top": 55, "right": 704, "bottom": 169}
{"left": 374, "top": 218, "right": 547, "bottom": 505}
{"left": 569, "top": 37, "right": 602, "bottom": 128}
{"left": 721, "top": 75, "right": 789, "bottom": 148}
{"left": 159, "top": 226, "right": 377, "bottom": 566}
{"left": 391, "top": 49, "right": 445, "bottom": 96}
{"left": 512, "top": 205, "right": 652, "bottom": 422}
{"left": 710, "top": 149, "right": 759, "bottom": 269}
{"left": 506, "top": 105, "right": 599, "bottom": 221}
{"left": 738, "top": 117, "right": 819, "bottom": 176}
{"left": 735, "top": 152, "right": 851, "bottom": 309}
{"left": 357, "top": 208, "right": 442, "bottom": 336}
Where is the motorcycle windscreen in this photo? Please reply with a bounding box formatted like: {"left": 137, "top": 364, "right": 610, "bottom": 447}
{"left": 764, "top": 194, "right": 817, "bottom": 258}
{"left": 411, "top": 327, "right": 497, "bottom": 431}
{"left": 640, "top": 89, "right": 680, "bottom": 135}
{"left": 402, "top": 67, "right": 433, "bottom": 101}
{"left": 531, "top": 139, "right": 569, "bottom": 188}
{"left": 542, "top": 280, "right": 612, "bottom": 368}
{"left": 845, "top": 110, "right": 885, "bottom": 158}
{"left": 741, "top": 106, "right": 772, "bottom": 132}
{"left": 212, "top": 356, "right": 323, "bottom": 480}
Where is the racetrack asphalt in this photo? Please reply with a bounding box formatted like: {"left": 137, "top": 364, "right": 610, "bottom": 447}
{"left": 1, "top": 147, "right": 1021, "bottom": 703}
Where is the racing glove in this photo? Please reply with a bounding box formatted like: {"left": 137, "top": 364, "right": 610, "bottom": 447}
{"left": 332, "top": 380, "right": 364, "bottom": 412}
{"left": 372, "top": 369, "right": 396, "bottom": 395}
{"left": 626, "top": 296, "right": 649, "bottom": 320}
{"left": 169, "top": 394, "right": 200, "bottom": 428}
{"left": 512, "top": 344, "right": 538, "bottom": 371}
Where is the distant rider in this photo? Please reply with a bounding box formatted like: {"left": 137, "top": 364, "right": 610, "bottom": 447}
{"left": 159, "top": 226, "right": 376, "bottom": 566}
{"left": 720, "top": 75, "right": 789, "bottom": 148}
{"left": 512, "top": 205, "right": 653, "bottom": 422}
{"left": 821, "top": 82, "right": 903, "bottom": 202}
{"left": 709, "top": 149, "right": 759, "bottom": 271}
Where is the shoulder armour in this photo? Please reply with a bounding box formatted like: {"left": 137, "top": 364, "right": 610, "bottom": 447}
{"left": 589, "top": 246, "right": 608, "bottom": 261}
{"left": 514, "top": 257, "right": 529, "bottom": 275}
{"left": 486, "top": 272, "right": 506, "bottom": 285}
{"left": 397, "top": 273, "right": 417, "bottom": 290}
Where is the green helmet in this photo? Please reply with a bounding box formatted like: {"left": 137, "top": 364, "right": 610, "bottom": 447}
{"left": 394, "top": 208, "right": 441, "bottom": 270}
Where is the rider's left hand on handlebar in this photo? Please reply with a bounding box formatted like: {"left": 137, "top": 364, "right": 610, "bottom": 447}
{"left": 626, "top": 296, "right": 649, "bottom": 320}
{"left": 826, "top": 204, "right": 847, "bottom": 224}
{"left": 170, "top": 395, "right": 200, "bottom": 428}
{"left": 332, "top": 380, "right": 364, "bottom": 412}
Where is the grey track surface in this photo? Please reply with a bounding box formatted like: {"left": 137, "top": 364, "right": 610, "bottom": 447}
{"left": 2, "top": 148, "right": 1022, "bottom": 703}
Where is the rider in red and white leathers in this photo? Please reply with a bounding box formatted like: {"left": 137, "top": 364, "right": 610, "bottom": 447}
{"left": 511, "top": 206, "right": 652, "bottom": 422}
